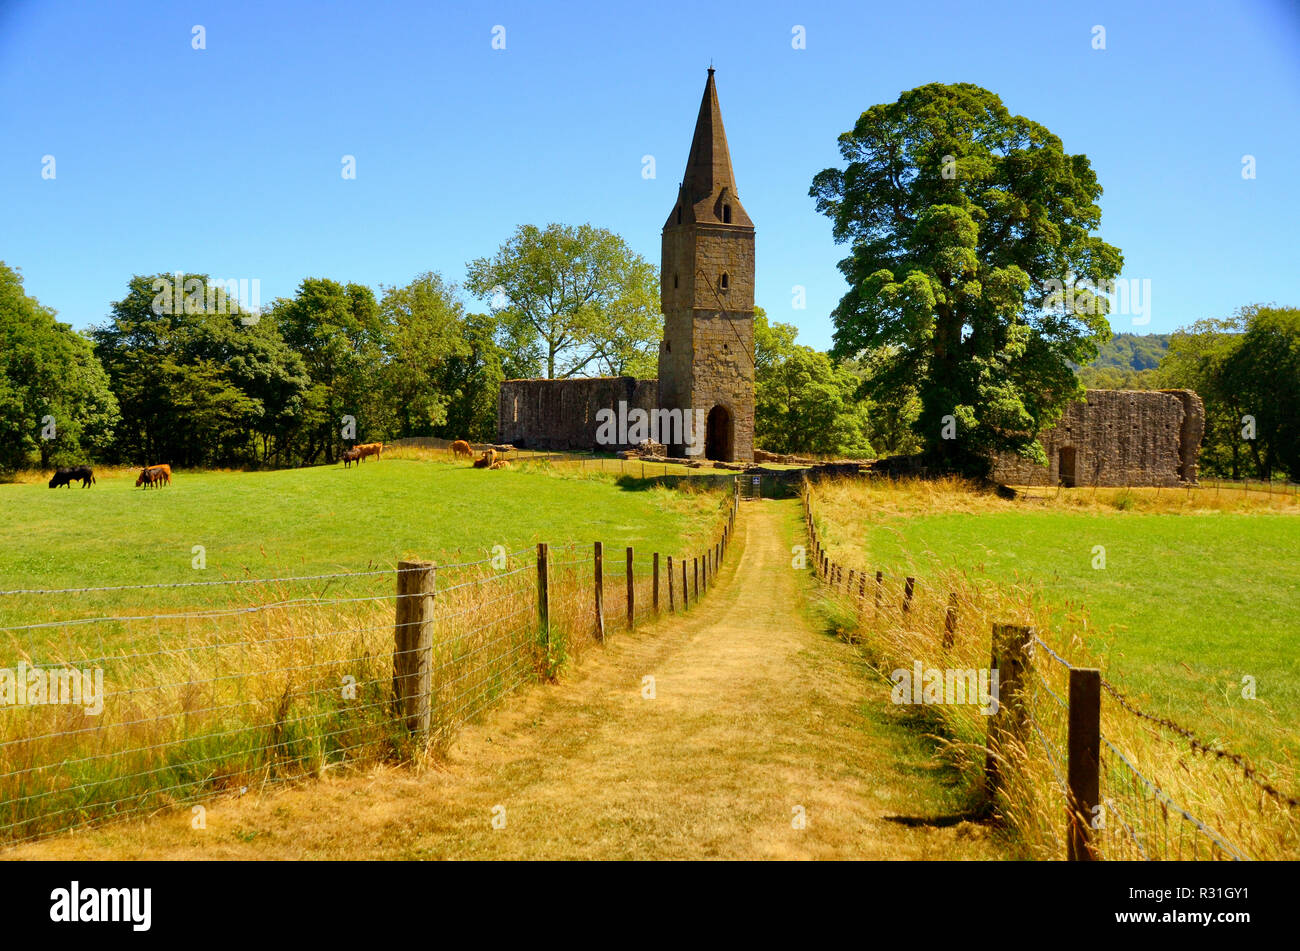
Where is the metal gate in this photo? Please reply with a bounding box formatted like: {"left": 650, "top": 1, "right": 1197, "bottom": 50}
{"left": 739, "top": 473, "right": 763, "bottom": 500}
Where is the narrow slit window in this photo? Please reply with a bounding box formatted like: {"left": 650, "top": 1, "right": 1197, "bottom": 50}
{"left": 720, "top": 273, "right": 729, "bottom": 290}
{"left": 723, "top": 204, "right": 731, "bottom": 223}
{"left": 676, "top": 206, "right": 682, "bottom": 224}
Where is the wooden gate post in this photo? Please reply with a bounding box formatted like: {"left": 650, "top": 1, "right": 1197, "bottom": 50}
{"left": 667, "top": 555, "right": 675, "bottom": 612}
{"left": 943, "top": 592, "right": 958, "bottom": 649}
{"left": 537, "top": 543, "right": 550, "bottom": 650}
{"left": 626, "top": 546, "right": 635, "bottom": 631}
{"left": 1067, "top": 667, "right": 1102, "bottom": 861}
{"left": 985, "top": 623, "right": 1031, "bottom": 802}
{"left": 594, "top": 541, "right": 605, "bottom": 641}
{"left": 653, "top": 552, "right": 660, "bottom": 614}
{"left": 394, "top": 560, "right": 436, "bottom": 743}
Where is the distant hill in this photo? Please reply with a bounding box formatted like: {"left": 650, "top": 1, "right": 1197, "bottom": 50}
{"left": 1088, "top": 333, "right": 1170, "bottom": 371}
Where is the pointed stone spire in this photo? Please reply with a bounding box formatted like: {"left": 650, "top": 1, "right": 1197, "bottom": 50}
{"left": 667, "top": 68, "right": 752, "bottom": 229}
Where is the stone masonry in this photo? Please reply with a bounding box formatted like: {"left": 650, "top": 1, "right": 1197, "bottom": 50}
{"left": 989, "top": 389, "right": 1205, "bottom": 487}
{"left": 497, "top": 376, "right": 658, "bottom": 451}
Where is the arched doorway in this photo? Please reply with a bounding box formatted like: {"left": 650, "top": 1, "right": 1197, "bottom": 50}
{"left": 705, "top": 405, "right": 732, "bottom": 461}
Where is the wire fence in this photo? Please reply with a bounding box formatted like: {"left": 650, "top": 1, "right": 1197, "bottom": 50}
{"left": 0, "top": 485, "right": 739, "bottom": 848}
{"left": 801, "top": 480, "right": 1300, "bottom": 861}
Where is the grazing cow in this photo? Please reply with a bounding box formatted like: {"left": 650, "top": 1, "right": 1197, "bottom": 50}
{"left": 355, "top": 442, "right": 383, "bottom": 461}
{"left": 450, "top": 439, "right": 473, "bottom": 460}
{"left": 136, "top": 465, "right": 171, "bottom": 488}
{"left": 48, "top": 466, "right": 96, "bottom": 489}
{"left": 341, "top": 448, "right": 362, "bottom": 468}
{"left": 472, "top": 448, "right": 498, "bottom": 469}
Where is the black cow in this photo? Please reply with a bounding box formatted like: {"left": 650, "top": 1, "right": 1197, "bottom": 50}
{"left": 49, "top": 466, "right": 96, "bottom": 489}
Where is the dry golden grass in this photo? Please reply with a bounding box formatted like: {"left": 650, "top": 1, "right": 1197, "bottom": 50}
{"left": 805, "top": 482, "right": 1300, "bottom": 860}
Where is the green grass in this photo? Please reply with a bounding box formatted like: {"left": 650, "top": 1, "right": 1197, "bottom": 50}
{"left": 0, "top": 458, "right": 728, "bottom": 641}
{"left": 844, "top": 509, "right": 1300, "bottom": 764}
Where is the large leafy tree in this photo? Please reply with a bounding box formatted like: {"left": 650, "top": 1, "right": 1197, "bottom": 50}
{"left": 436, "top": 312, "right": 506, "bottom": 442}
{"left": 1162, "top": 306, "right": 1299, "bottom": 480}
{"left": 0, "top": 262, "right": 119, "bottom": 472}
{"left": 811, "top": 83, "right": 1122, "bottom": 472}
{"left": 465, "top": 223, "right": 660, "bottom": 379}
{"left": 1223, "top": 306, "right": 1300, "bottom": 479}
{"left": 268, "top": 278, "right": 386, "bottom": 462}
{"left": 752, "top": 309, "right": 873, "bottom": 457}
{"left": 92, "top": 274, "right": 307, "bottom": 467}
{"left": 379, "top": 271, "right": 467, "bottom": 438}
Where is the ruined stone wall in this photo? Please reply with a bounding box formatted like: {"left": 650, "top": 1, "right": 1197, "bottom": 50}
{"left": 990, "top": 389, "right": 1203, "bottom": 487}
{"left": 497, "top": 377, "right": 658, "bottom": 451}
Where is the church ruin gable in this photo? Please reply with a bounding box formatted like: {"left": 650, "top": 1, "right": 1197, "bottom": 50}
{"left": 990, "top": 389, "right": 1204, "bottom": 487}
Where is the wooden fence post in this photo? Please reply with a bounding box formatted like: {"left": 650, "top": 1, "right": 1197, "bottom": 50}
{"left": 985, "top": 623, "right": 1031, "bottom": 802}
{"left": 682, "top": 559, "right": 688, "bottom": 608}
{"left": 875, "top": 570, "right": 883, "bottom": 615}
{"left": 653, "top": 552, "right": 660, "bottom": 614}
{"left": 943, "top": 592, "right": 958, "bottom": 649}
{"left": 903, "top": 577, "right": 915, "bottom": 613}
{"left": 394, "top": 560, "right": 436, "bottom": 743}
{"left": 1067, "top": 667, "right": 1101, "bottom": 861}
{"left": 626, "top": 546, "right": 635, "bottom": 631}
{"left": 537, "top": 543, "right": 550, "bottom": 651}
{"left": 667, "top": 555, "right": 675, "bottom": 612}
{"left": 857, "top": 572, "right": 866, "bottom": 602}
{"left": 694, "top": 556, "right": 699, "bottom": 601}
{"left": 594, "top": 541, "right": 605, "bottom": 642}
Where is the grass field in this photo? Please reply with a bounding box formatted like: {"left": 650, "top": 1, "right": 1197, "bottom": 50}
{"left": 810, "top": 479, "right": 1300, "bottom": 766}
{"left": 0, "top": 452, "right": 730, "bottom": 630}
{"left": 0, "top": 453, "right": 735, "bottom": 844}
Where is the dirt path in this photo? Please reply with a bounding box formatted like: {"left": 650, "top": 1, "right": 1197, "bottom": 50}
{"left": 11, "top": 500, "right": 994, "bottom": 860}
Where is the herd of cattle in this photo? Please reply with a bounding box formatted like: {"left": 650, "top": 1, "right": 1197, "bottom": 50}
{"left": 46, "top": 439, "right": 505, "bottom": 489}
{"left": 340, "top": 442, "right": 384, "bottom": 468}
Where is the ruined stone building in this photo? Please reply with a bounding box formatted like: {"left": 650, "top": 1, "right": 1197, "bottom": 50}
{"left": 989, "top": 389, "right": 1204, "bottom": 487}
{"left": 498, "top": 68, "right": 756, "bottom": 462}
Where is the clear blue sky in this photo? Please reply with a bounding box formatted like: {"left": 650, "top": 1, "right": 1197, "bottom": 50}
{"left": 3, "top": 0, "right": 1298, "bottom": 350}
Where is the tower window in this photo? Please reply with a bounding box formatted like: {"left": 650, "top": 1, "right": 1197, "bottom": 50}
{"left": 673, "top": 273, "right": 678, "bottom": 289}
{"left": 676, "top": 206, "right": 682, "bottom": 225}
{"left": 720, "top": 273, "right": 729, "bottom": 291}
{"left": 723, "top": 204, "right": 731, "bottom": 223}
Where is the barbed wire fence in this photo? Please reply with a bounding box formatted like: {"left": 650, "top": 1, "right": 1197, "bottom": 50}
{"left": 0, "top": 483, "right": 739, "bottom": 848}
{"left": 801, "top": 479, "right": 1299, "bottom": 860}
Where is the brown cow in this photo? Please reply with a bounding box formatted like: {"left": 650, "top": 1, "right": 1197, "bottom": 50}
{"left": 341, "top": 449, "right": 362, "bottom": 468}
{"left": 450, "top": 439, "right": 473, "bottom": 460}
{"left": 472, "top": 448, "right": 498, "bottom": 469}
{"left": 136, "top": 465, "right": 171, "bottom": 488}
{"left": 355, "top": 442, "right": 383, "bottom": 461}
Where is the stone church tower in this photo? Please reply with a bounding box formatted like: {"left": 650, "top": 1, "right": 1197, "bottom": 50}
{"left": 657, "top": 68, "right": 755, "bottom": 462}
